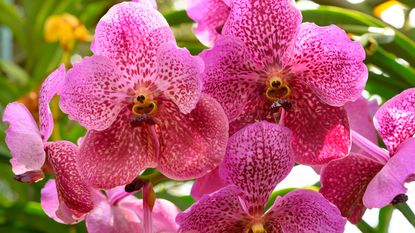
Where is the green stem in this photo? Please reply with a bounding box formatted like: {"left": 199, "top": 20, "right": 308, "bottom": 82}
{"left": 357, "top": 220, "right": 377, "bottom": 233}
{"left": 377, "top": 206, "right": 393, "bottom": 233}
{"left": 396, "top": 203, "right": 415, "bottom": 228}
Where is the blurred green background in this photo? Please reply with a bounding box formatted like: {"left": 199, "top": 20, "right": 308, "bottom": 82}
{"left": 0, "top": 0, "right": 414, "bottom": 232}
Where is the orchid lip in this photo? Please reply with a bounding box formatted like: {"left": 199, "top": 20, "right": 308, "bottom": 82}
{"left": 351, "top": 130, "right": 389, "bottom": 164}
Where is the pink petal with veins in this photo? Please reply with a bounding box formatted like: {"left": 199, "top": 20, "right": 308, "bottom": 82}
{"left": 364, "top": 138, "right": 415, "bottom": 208}
{"left": 222, "top": 0, "right": 302, "bottom": 66}
{"left": 266, "top": 190, "right": 346, "bottom": 233}
{"left": 191, "top": 168, "right": 226, "bottom": 200}
{"left": 176, "top": 186, "right": 250, "bottom": 233}
{"left": 156, "top": 95, "right": 228, "bottom": 180}
{"left": 320, "top": 154, "right": 383, "bottom": 223}
{"left": 3, "top": 102, "right": 45, "bottom": 175}
{"left": 39, "top": 64, "right": 65, "bottom": 141}
{"left": 283, "top": 23, "right": 367, "bottom": 107}
{"left": 186, "top": 0, "right": 230, "bottom": 46}
{"left": 155, "top": 42, "right": 203, "bottom": 114}
{"left": 92, "top": 2, "right": 174, "bottom": 82}
{"left": 374, "top": 88, "right": 415, "bottom": 154}
{"left": 220, "top": 122, "right": 294, "bottom": 215}
{"left": 59, "top": 55, "right": 132, "bottom": 131}
{"left": 78, "top": 110, "right": 156, "bottom": 189}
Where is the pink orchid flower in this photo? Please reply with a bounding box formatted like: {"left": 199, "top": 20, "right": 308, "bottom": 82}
{"left": 42, "top": 182, "right": 180, "bottom": 232}
{"left": 177, "top": 122, "right": 346, "bottom": 232}
{"left": 320, "top": 88, "right": 415, "bottom": 223}
{"left": 2, "top": 65, "right": 94, "bottom": 222}
{"left": 58, "top": 2, "right": 229, "bottom": 189}
{"left": 186, "top": 0, "right": 230, "bottom": 46}
{"left": 199, "top": 0, "right": 367, "bottom": 166}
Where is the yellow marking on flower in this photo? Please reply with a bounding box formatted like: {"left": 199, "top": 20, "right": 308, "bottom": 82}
{"left": 373, "top": 1, "right": 402, "bottom": 18}
{"left": 265, "top": 77, "right": 291, "bottom": 101}
{"left": 44, "top": 13, "right": 92, "bottom": 51}
{"left": 132, "top": 94, "right": 158, "bottom": 116}
{"left": 251, "top": 222, "right": 267, "bottom": 233}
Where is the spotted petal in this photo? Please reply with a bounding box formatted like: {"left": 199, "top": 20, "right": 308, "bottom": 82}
{"left": 265, "top": 190, "right": 346, "bottom": 233}
{"left": 155, "top": 42, "right": 203, "bottom": 114}
{"left": 220, "top": 122, "right": 294, "bottom": 215}
{"left": 176, "top": 186, "right": 250, "bottom": 233}
{"left": 186, "top": 0, "right": 230, "bottom": 46}
{"left": 59, "top": 55, "right": 132, "bottom": 131}
{"left": 2, "top": 102, "right": 45, "bottom": 175}
{"left": 46, "top": 141, "right": 94, "bottom": 217}
{"left": 78, "top": 110, "right": 156, "bottom": 189}
{"left": 284, "top": 84, "right": 351, "bottom": 165}
{"left": 39, "top": 64, "right": 65, "bottom": 141}
{"left": 363, "top": 138, "right": 415, "bottom": 208}
{"left": 92, "top": 2, "right": 174, "bottom": 82}
{"left": 191, "top": 168, "right": 227, "bottom": 200}
{"left": 374, "top": 88, "right": 415, "bottom": 153}
{"left": 222, "top": 0, "right": 302, "bottom": 66}
{"left": 156, "top": 94, "right": 229, "bottom": 180}
{"left": 320, "top": 154, "right": 383, "bottom": 223}
{"left": 283, "top": 23, "right": 367, "bottom": 107}
{"left": 201, "top": 36, "right": 260, "bottom": 122}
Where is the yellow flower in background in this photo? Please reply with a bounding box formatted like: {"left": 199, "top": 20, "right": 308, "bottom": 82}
{"left": 44, "top": 13, "right": 92, "bottom": 51}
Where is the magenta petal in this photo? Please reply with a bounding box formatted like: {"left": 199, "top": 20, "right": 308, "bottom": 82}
{"left": 222, "top": 0, "right": 301, "bottom": 66}
{"left": 41, "top": 180, "right": 79, "bottom": 224}
{"left": 266, "top": 190, "right": 346, "bottom": 233}
{"left": 176, "top": 186, "right": 250, "bottom": 233}
{"left": 3, "top": 102, "right": 45, "bottom": 175}
{"left": 191, "top": 168, "right": 226, "bottom": 200}
{"left": 374, "top": 88, "right": 415, "bottom": 153}
{"left": 131, "top": 0, "right": 157, "bottom": 9}
{"left": 39, "top": 64, "right": 65, "bottom": 141}
{"left": 201, "top": 36, "right": 260, "bottom": 121}
{"left": 320, "top": 154, "right": 383, "bottom": 223}
{"left": 220, "top": 122, "right": 294, "bottom": 215}
{"left": 78, "top": 110, "right": 155, "bottom": 189}
{"left": 59, "top": 55, "right": 131, "bottom": 131}
{"left": 157, "top": 95, "right": 229, "bottom": 180}
{"left": 155, "top": 42, "right": 203, "bottom": 114}
{"left": 284, "top": 85, "right": 351, "bottom": 165}
{"left": 186, "top": 0, "right": 230, "bottom": 46}
{"left": 363, "top": 138, "right": 415, "bottom": 208}
{"left": 284, "top": 23, "right": 367, "bottom": 106}
{"left": 92, "top": 2, "right": 174, "bottom": 81}
{"left": 345, "top": 97, "right": 378, "bottom": 154}
{"left": 46, "top": 141, "right": 94, "bottom": 216}
{"left": 86, "top": 198, "right": 142, "bottom": 233}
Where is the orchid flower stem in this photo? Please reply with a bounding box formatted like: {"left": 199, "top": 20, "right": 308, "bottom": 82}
{"left": 377, "top": 206, "right": 393, "bottom": 233}
{"left": 351, "top": 130, "right": 389, "bottom": 164}
{"left": 395, "top": 203, "right": 415, "bottom": 228}
{"left": 143, "top": 183, "right": 153, "bottom": 233}
{"left": 357, "top": 220, "right": 377, "bottom": 233}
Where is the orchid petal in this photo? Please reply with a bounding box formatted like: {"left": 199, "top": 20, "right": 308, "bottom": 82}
{"left": 320, "top": 154, "right": 383, "bottom": 223}
{"left": 39, "top": 64, "right": 65, "bottom": 141}
{"left": 131, "top": 0, "right": 157, "bottom": 9}
{"left": 222, "top": 0, "right": 302, "bottom": 66}
{"left": 59, "top": 55, "right": 131, "bottom": 131}
{"left": 191, "top": 168, "right": 226, "bottom": 200}
{"left": 186, "top": 0, "right": 230, "bottom": 46}
{"left": 363, "top": 138, "right": 415, "bottom": 208}
{"left": 283, "top": 23, "right": 367, "bottom": 107}
{"left": 201, "top": 36, "right": 260, "bottom": 122}
{"left": 176, "top": 186, "right": 250, "bottom": 233}
{"left": 92, "top": 2, "right": 174, "bottom": 82}
{"left": 46, "top": 141, "right": 94, "bottom": 216}
{"left": 284, "top": 84, "right": 351, "bottom": 165}
{"left": 220, "top": 122, "right": 294, "bottom": 215}
{"left": 155, "top": 42, "right": 203, "bottom": 114}
{"left": 78, "top": 110, "right": 156, "bottom": 189}
{"left": 3, "top": 102, "right": 45, "bottom": 175}
{"left": 156, "top": 95, "right": 229, "bottom": 180}
{"left": 374, "top": 88, "right": 415, "bottom": 153}
{"left": 266, "top": 190, "right": 346, "bottom": 233}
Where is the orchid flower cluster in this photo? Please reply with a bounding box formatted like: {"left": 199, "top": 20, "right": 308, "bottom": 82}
{"left": 2, "top": 0, "right": 415, "bottom": 232}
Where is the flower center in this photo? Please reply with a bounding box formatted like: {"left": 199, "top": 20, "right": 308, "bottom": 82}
{"left": 132, "top": 94, "right": 158, "bottom": 116}
{"left": 250, "top": 222, "right": 267, "bottom": 233}
{"left": 265, "top": 77, "right": 291, "bottom": 102}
